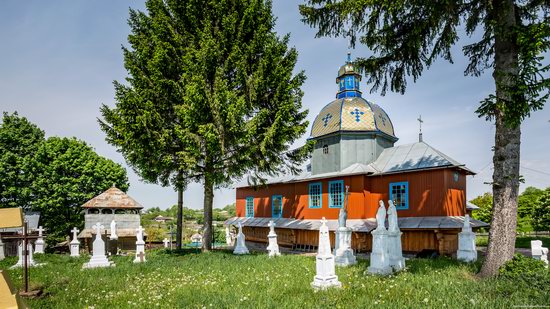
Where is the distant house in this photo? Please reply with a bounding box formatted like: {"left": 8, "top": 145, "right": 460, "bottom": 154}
{"left": 154, "top": 215, "right": 174, "bottom": 223}
{"left": 78, "top": 185, "right": 145, "bottom": 251}
{"left": 190, "top": 233, "right": 202, "bottom": 245}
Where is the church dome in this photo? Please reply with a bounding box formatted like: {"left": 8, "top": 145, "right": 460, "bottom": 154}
{"left": 310, "top": 53, "right": 396, "bottom": 139}
{"left": 310, "top": 97, "right": 396, "bottom": 139}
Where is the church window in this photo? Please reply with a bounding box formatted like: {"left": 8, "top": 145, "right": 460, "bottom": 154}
{"left": 272, "top": 195, "right": 283, "bottom": 218}
{"left": 453, "top": 172, "right": 459, "bottom": 182}
{"left": 245, "top": 197, "right": 254, "bottom": 217}
{"left": 323, "top": 144, "right": 328, "bottom": 154}
{"left": 389, "top": 182, "right": 409, "bottom": 210}
{"left": 101, "top": 208, "right": 113, "bottom": 214}
{"left": 329, "top": 180, "right": 344, "bottom": 208}
{"left": 88, "top": 208, "right": 99, "bottom": 214}
{"left": 309, "top": 182, "right": 322, "bottom": 208}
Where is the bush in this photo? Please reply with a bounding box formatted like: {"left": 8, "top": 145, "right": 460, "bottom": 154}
{"left": 499, "top": 254, "right": 547, "bottom": 278}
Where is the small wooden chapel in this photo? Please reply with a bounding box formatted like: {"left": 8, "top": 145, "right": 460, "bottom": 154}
{"left": 226, "top": 54, "right": 488, "bottom": 256}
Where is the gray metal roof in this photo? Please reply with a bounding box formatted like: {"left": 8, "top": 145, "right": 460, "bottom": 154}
{"left": 0, "top": 212, "right": 41, "bottom": 233}
{"left": 224, "top": 216, "right": 488, "bottom": 231}
{"left": 370, "top": 141, "right": 474, "bottom": 175}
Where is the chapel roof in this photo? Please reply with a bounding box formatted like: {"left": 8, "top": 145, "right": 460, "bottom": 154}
{"left": 235, "top": 141, "right": 474, "bottom": 188}
{"left": 81, "top": 186, "right": 143, "bottom": 209}
{"left": 224, "top": 216, "right": 489, "bottom": 232}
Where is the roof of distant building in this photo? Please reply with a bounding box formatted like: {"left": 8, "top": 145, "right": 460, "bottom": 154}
{"left": 82, "top": 186, "right": 143, "bottom": 209}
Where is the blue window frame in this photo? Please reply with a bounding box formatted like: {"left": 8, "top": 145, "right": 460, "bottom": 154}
{"left": 272, "top": 195, "right": 283, "bottom": 218}
{"left": 245, "top": 197, "right": 254, "bottom": 217}
{"left": 389, "top": 182, "right": 409, "bottom": 210}
{"left": 308, "top": 182, "right": 322, "bottom": 208}
{"left": 328, "top": 180, "right": 344, "bottom": 208}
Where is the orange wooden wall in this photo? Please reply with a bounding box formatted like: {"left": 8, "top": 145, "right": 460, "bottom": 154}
{"left": 236, "top": 168, "right": 467, "bottom": 219}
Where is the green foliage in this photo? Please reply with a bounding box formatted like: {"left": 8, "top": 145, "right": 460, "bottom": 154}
{"left": 299, "top": 1, "right": 549, "bottom": 126}
{"left": 30, "top": 137, "right": 129, "bottom": 245}
{"left": 101, "top": 0, "right": 312, "bottom": 249}
{"left": 2, "top": 253, "right": 549, "bottom": 308}
{"left": 222, "top": 203, "right": 236, "bottom": 217}
{"left": 0, "top": 113, "right": 129, "bottom": 246}
{"left": 470, "top": 192, "right": 493, "bottom": 224}
{"left": 499, "top": 253, "right": 548, "bottom": 278}
{"left": 532, "top": 189, "right": 550, "bottom": 231}
{"left": 0, "top": 112, "right": 45, "bottom": 209}
{"left": 518, "top": 186, "right": 545, "bottom": 231}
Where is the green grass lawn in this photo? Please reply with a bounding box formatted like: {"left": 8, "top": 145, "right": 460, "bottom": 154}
{"left": 1, "top": 249, "right": 549, "bottom": 308}
{"left": 476, "top": 235, "right": 550, "bottom": 248}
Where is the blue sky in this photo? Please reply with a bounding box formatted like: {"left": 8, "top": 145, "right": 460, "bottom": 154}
{"left": 1, "top": 1, "right": 549, "bottom": 210}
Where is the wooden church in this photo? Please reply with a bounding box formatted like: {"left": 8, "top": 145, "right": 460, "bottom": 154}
{"left": 226, "top": 54, "right": 488, "bottom": 256}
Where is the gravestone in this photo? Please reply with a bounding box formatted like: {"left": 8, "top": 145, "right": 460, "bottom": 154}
{"left": 367, "top": 201, "right": 391, "bottom": 275}
{"left": 457, "top": 215, "right": 477, "bottom": 262}
{"left": 83, "top": 223, "right": 113, "bottom": 268}
{"left": 163, "top": 238, "right": 170, "bottom": 248}
{"left": 225, "top": 226, "right": 233, "bottom": 246}
{"left": 334, "top": 203, "right": 356, "bottom": 266}
{"left": 386, "top": 200, "right": 405, "bottom": 271}
{"left": 233, "top": 222, "right": 249, "bottom": 255}
{"left": 108, "top": 220, "right": 118, "bottom": 256}
{"left": 133, "top": 226, "right": 146, "bottom": 263}
{"left": 34, "top": 226, "right": 45, "bottom": 254}
{"left": 311, "top": 217, "right": 341, "bottom": 290}
{"left": 70, "top": 227, "right": 80, "bottom": 257}
{"left": 266, "top": 220, "right": 281, "bottom": 257}
{"left": 0, "top": 235, "right": 4, "bottom": 261}
{"left": 11, "top": 242, "right": 38, "bottom": 268}
{"left": 531, "top": 240, "right": 548, "bottom": 266}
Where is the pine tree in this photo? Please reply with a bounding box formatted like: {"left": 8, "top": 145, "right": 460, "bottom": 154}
{"left": 300, "top": 0, "right": 549, "bottom": 277}
{"left": 100, "top": 0, "right": 310, "bottom": 250}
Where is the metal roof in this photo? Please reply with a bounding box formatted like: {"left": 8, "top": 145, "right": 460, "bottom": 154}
{"left": 224, "top": 216, "right": 488, "bottom": 231}
{"left": 236, "top": 141, "right": 474, "bottom": 188}
{"left": 370, "top": 141, "right": 475, "bottom": 175}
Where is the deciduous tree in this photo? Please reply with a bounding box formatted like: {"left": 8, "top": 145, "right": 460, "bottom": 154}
{"left": 300, "top": 0, "right": 549, "bottom": 277}
{"left": 0, "top": 112, "right": 45, "bottom": 209}
{"left": 30, "top": 137, "right": 129, "bottom": 245}
{"left": 100, "top": 0, "right": 311, "bottom": 251}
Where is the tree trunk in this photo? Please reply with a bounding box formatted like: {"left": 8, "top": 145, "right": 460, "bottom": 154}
{"left": 176, "top": 185, "right": 183, "bottom": 250}
{"left": 202, "top": 173, "right": 214, "bottom": 252}
{"left": 479, "top": 0, "right": 520, "bottom": 278}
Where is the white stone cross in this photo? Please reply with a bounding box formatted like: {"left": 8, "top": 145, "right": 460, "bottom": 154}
{"left": 71, "top": 227, "right": 80, "bottom": 241}
{"left": 320, "top": 217, "right": 328, "bottom": 226}
{"left": 268, "top": 220, "right": 275, "bottom": 233}
{"left": 93, "top": 223, "right": 104, "bottom": 235}
{"left": 36, "top": 226, "right": 45, "bottom": 237}
{"left": 136, "top": 226, "right": 145, "bottom": 242}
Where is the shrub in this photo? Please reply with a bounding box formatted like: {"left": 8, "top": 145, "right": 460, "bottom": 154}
{"left": 499, "top": 254, "right": 547, "bottom": 278}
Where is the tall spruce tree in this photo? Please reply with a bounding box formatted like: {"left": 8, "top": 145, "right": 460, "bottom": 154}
{"left": 300, "top": 0, "right": 549, "bottom": 277}
{"left": 100, "top": 0, "right": 310, "bottom": 250}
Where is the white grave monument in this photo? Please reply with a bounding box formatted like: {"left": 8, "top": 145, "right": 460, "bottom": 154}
{"left": 110, "top": 220, "right": 118, "bottom": 240}
{"left": 83, "top": 223, "right": 114, "bottom": 268}
{"left": 387, "top": 200, "right": 405, "bottom": 271}
{"left": 457, "top": 215, "right": 477, "bottom": 262}
{"left": 531, "top": 240, "right": 548, "bottom": 267}
{"left": 225, "top": 226, "right": 233, "bottom": 246}
{"left": 34, "top": 226, "right": 46, "bottom": 254}
{"left": 70, "top": 227, "right": 80, "bottom": 257}
{"left": 266, "top": 220, "right": 281, "bottom": 257}
{"left": 334, "top": 189, "right": 357, "bottom": 266}
{"left": 311, "top": 217, "right": 341, "bottom": 290}
{"left": 133, "top": 226, "right": 146, "bottom": 263}
{"left": 233, "top": 222, "right": 249, "bottom": 255}
{"left": 0, "top": 235, "right": 5, "bottom": 261}
{"left": 11, "top": 242, "right": 40, "bottom": 268}
{"left": 163, "top": 238, "right": 170, "bottom": 248}
{"left": 368, "top": 201, "right": 391, "bottom": 275}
